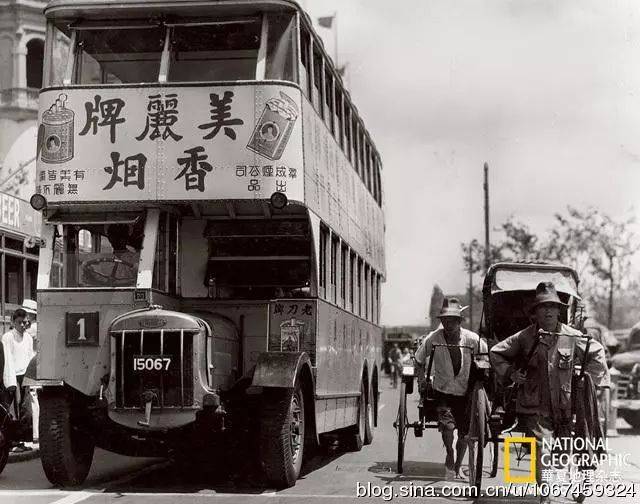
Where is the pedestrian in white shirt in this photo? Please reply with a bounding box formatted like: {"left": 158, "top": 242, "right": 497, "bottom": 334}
{"left": 2, "top": 308, "right": 34, "bottom": 452}
{"left": 21, "top": 299, "right": 39, "bottom": 446}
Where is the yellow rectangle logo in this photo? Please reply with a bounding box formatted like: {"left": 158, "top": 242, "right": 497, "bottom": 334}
{"left": 504, "top": 437, "right": 536, "bottom": 483}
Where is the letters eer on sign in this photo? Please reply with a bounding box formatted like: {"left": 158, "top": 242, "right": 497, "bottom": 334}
{"left": 1, "top": 193, "right": 20, "bottom": 228}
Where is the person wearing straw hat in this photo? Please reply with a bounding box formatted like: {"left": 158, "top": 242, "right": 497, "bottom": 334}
{"left": 490, "top": 281, "right": 608, "bottom": 503}
{"left": 415, "top": 297, "right": 485, "bottom": 480}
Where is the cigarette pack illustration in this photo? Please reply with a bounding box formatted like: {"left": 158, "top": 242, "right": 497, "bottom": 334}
{"left": 247, "top": 91, "right": 298, "bottom": 160}
{"left": 40, "top": 93, "right": 75, "bottom": 164}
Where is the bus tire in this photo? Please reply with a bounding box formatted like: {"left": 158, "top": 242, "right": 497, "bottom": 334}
{"left": 260, "top": 383, "right": 305, "bottom": 488}
{"left": 40, "top": 392, "right": 94, "bottom": 487}
{"left": 364, "top": 381, "right": 374, "bottom": 445}
{"left": 345, "top": 382, "right": 366, "bottom": 452}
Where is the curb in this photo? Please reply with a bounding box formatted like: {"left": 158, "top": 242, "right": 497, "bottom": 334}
{"left": 8, "top": 447, "right": 40, "bottom": 463}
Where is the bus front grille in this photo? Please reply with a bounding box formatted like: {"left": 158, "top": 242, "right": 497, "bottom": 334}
{"left": 112, "top": 329, "right": 195, "bottom": 409}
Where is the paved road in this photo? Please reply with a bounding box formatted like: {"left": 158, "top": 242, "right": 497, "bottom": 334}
{"left": 1, "top": 376, "right": 639, "bottom": 503}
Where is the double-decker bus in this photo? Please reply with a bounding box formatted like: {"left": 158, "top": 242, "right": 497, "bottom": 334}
{"left": 0, "top": 190, "right": 41, "bottom": 330}
{"left": 32, "top": 0, "right": 385, "bottom": 488}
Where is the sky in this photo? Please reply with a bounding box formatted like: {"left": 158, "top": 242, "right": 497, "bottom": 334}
{"left": 304, "top": 0, "right": 640, "bottom": 326}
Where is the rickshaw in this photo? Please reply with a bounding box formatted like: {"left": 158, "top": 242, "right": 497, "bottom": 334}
{"left": 395, "top": 262, "right": 608, "bottom": 496}
{"left": 394, "top": 341, "right": 491, "bottom": 492}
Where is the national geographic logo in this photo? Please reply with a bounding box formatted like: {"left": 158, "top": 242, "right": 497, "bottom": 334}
{"left": 504, "top": 437, "right": 536, "bottom": 483}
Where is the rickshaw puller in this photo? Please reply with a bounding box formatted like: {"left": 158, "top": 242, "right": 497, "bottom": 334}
{"left": 415, "top": 298, "right": 482, "bottom": 479}
{"left": 490, "top": 282, "right": 609, "bottom": 503}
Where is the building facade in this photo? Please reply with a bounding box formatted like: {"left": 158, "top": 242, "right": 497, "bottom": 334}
{"left": 0, "top": 0, "right": 46, "bottom": 199}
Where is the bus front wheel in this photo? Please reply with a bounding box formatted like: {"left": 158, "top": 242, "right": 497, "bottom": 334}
{"left": 39, "top": 391, "right": 95, "bottom": 487}
{"left": 260, "top": 383, "right": 306, "bottom": 488}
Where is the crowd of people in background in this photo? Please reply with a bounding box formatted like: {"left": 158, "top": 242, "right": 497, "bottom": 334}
{"left": 386, "top": 343, "right": 414, "bottom": 388}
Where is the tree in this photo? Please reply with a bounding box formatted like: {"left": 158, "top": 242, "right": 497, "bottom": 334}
{"left": 546, "top": 207, "right": 637, "bottom": 328}
{"left": 459, "top": 207, "right": 638, "bottom": 329}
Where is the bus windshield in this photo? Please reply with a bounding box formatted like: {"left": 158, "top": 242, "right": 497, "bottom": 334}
{"left": 51, "top": 12, "right": 296, "bottom": 85}
{"left": 51, "top": 214, "right": 144, "bottom": 288}
{"left": 74, "top": 24, "right": 165, "bottom": 84}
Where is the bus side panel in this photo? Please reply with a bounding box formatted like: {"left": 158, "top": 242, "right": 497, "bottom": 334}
{"left": 300, "top": 98, "right": 385, "bottom": 276}
{"left": 37, "top": 290, "right": 136, "bottom": 396}
{"left": 314, "top": 299, "right": 379, "bottom": 434}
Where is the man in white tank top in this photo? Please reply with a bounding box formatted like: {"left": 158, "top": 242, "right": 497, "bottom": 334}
{"left": 415, "top": 298, "right": 484, "bottom": 479}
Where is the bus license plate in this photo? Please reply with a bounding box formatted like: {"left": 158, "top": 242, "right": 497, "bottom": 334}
{"left": 132, "top": 355, "right": 171, "bottom": 372}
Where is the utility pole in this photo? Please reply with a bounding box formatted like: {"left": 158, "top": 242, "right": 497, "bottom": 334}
{"left": 468, "top": 243, "right": 474, "bottom": 329}
{"left": 333, "top": 11, "right": 338, "bottom": 67}
{"left": 483, "top": 162, "right": 490, "bottom": 272}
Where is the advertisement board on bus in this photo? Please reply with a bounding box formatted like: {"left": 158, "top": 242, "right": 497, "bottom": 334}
{"left": 36, "top": 83, "right": 304, "bottom": 203}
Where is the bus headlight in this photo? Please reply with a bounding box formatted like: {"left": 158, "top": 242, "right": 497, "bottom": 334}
{"left": 30, "top": 194, "right": 47, "bottom": 211}
{"left": 270, "top": 192, "right": 288, "bottom": 210}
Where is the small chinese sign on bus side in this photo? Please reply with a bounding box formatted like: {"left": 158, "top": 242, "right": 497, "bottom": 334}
{"left": 36, "top": 84, "right": 304, "bottom": 203}
{"left": 269, "top": 301, "right": 316, "bottom": 357}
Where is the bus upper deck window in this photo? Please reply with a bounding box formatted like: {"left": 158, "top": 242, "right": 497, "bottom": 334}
{"left": 168, "top": 20, "right": 261, "bottom": 82}
{"left": 264, "top": 13, "right": 296, "bottom": 82}
{"left": 73, "top": 25, "right": 164, "bottom": 84}
{"left": 48, "top": 23, "right": 71, "bottom": 87}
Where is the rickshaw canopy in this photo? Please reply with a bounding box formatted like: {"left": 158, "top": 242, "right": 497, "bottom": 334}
{"left": 485, "top": 262, "right": 580, "bottom": 299}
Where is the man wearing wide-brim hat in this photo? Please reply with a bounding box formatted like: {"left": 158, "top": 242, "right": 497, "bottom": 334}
{"left": 415, "top": 297, "right": 486, "bottom": 479}
{"left": 490, "top": 281, "right": 608, "bottom": 503}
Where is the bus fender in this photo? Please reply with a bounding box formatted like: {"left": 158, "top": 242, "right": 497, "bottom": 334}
{"left": 252, "top": 351, "right": 319, "bottom": 447}
{"left": 251, "top": 352, "right": 312, "bottom": 389}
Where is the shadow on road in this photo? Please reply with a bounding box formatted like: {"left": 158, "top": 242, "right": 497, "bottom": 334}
{"left": 99, "top": 440, "right": 349, "bottom": 494}
{"left": 368, "top": 460, "right": 444, "bottom": 482}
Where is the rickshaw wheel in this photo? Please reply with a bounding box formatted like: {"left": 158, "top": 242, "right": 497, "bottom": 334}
{"left": 467, "top": 382, "right": 487, "bottom": 493}
{"left": 396, "top": 381, "right": 408, "bottom": 473}
{"left": 490, "top": 440, "right": 499, "bottom": 478}
{"left": 599, "top": 388, "right": 610, "bottom": 441}
{"left": 0, "top": 440, "right": 8, "bottom": 475}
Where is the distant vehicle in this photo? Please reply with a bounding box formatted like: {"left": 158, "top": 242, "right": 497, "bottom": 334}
{"left": 610, "top": 322, "right": 640, "bottom": 428}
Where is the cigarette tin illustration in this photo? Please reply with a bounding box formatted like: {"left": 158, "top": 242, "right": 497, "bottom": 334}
{"left": 41, "top": 93, "right": 75, "bottom": 164}
{"left": 280, "top": 318, "right": 304, "bottom": 352}
{"left": 247, "top": 91, "right": 298, "bottom": 160}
